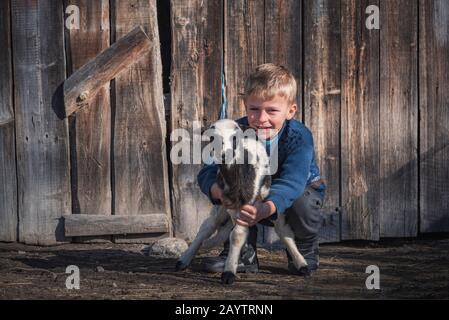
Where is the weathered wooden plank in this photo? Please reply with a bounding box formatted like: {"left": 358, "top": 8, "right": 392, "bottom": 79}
{"left": 0, "top": 1, "right": 14, "bottom": 126}
{"left": 64, "top": 25, "right": 151, "bottom": 117}
{"left": 264, "top": 0, "right": 302, "bottom": 121}
{"left": 64, "top": 214, "right": 168, "bottom": 237}
{"left": 0, "top": 125, "right": 17, "bottom": 242}
{"left": 0, "top": 1, "right": 17, "bottom": 242}
{"left": 379, "top": 0, "right": 418, "bottom": 238}
{"left": 341, "top": 0, "right": 380, "bottom": 240}
{"left": 112, "top": 0, "right": 172, "bottom": 243}
{"left": 64, "top": 0, "right": 112, "bottom": 243}
{"left": 170, "top": 0, "right": 223, "bottom": 241}
{"left": 263, "top": 0, "right": 305, "bottom": 245}
{"left": 303, "top": 0, "right": 341, "bottom": 243}
{"left": 225, "top": 0, "right": 265, "bottom": 120}
{"left": 12, "top": 0, "right": 71, "bottom": 245}
{"left": 419, "top": 0, "right": 449, "bottom": 233}
{"left": 202, "top": 0, "right": 224, "bottom": 127}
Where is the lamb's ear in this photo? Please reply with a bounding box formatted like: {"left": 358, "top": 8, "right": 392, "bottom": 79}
{"left": 201, "top": 122, "right": 215, "bottom": 135}
{"left": 202, "top": 123, "right": 217, "bottom": 138}
{"left": 238, "top": 124, "right": 251, "bottom": 132}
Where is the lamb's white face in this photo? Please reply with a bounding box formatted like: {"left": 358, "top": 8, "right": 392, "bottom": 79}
{"left": 204, "top": 119, "right": 270, "bottom": 170}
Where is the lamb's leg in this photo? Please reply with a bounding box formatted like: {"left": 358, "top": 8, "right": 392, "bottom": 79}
{"left": 274, "top": 214, "right": 308, "bottom": 269}
{"left": 176, "top": 206, "right": 227, "bottom": 271}
{"left": 202, "top": 218, "right": 234, "bottom": 249}
{"left": 221, "top": 223, "right": 249, "bottom": 285}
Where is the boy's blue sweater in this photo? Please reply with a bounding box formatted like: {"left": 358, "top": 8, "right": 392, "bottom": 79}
{"left": 197, "top": 117, "right": 326, "bottom": 216}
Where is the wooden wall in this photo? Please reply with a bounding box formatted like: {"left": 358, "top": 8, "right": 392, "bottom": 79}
{"left": 170, "top": 0, "right": 449, "bottom": 243}
{"left": 0, "top": 0, "right": 448, "bottom": 245}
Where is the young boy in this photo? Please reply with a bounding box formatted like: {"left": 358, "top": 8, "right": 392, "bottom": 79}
{"left": 197, "top": 63, "right": 326, "bottom": 277}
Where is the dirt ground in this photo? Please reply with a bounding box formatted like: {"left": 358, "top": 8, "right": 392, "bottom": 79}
{"left": 0, "top": 238, "right": 448, "bottom": 300}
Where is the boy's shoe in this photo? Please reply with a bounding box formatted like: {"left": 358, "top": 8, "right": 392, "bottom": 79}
{"left": 286, "top": 239, "right": 319, "bottom": 277}
{"left": 200, "top": 243, "right": 259, "bottom": 273}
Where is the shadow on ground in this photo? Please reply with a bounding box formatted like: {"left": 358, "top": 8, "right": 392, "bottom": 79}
{"left": 0, "top": 239, "right": 448, "bottom": 299}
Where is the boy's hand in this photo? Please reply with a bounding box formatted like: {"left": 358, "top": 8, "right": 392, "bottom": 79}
{"left": 210, "top": 182, "right": 224, "bottom": 203}
{"left": 236, "top": 201, "right": 276, "bottom": 227}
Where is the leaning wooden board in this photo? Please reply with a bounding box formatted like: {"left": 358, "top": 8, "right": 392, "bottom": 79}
{"left": 0, "top": 1, "right": 17, "bottom": 242}
{"left": 111, "top": 0, "right": 171, "bottom": 242}
{"left": 419, "top": 0, "right": 449, "bottom": 233}
{"left": 11, "top": 0, "right": 71, "bottom": 245}
{"left": 64, "top": 0, "right": 112, "bottom": 242}
{"left": 63, "top": 25, "right": 152, "bottom": 117}
{"left": 170, "top": 0, "right": 223, "bottom": 241}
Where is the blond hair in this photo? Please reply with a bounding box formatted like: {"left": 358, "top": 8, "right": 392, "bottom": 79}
{"left": 244, "top": 63, "right": 297, "bottom": 104}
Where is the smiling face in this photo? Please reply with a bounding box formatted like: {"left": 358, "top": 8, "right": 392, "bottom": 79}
{"left": 246, "top": 94, "right": 297, "bottom": 139}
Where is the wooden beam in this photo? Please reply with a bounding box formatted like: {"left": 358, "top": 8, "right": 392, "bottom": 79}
{"left": 303, "top": 0, "right": 341, "bottom": 243}
{"left": 263, "top": 0, "right": 303, "bottom": 245}
{"left": 64, "top": 0, "right": 112, "bottom": 243}
{"left": 341, "top": 0, "right": 380, "bottom": 240}
{"left": 0, "top": 0, "right": 17, "bottom": 242}
{"left": 12, "top": 0, "right": 71, "bottom": 245}
{"left": 170, "top": 0, "right": 223, "bottom": 241}
{"left": 419, "top": 0, "right": 449, "bottom": 233}
{"left": 379, "top": 0, "right": 418, "bottom": 237}
{"left": 0, "top": 1, "right": 13, "bottom": 126}
{"left": 225, "top": 0, "right": 265, "bottom": 120}
{"left": 64, "top": 214, "right": 169, "bottom": 237}
{"left": 63, "top": 25, "right": 152, "bottom": 117}
{"left": 112, "top": 0, "right": 172, "bottom": 243}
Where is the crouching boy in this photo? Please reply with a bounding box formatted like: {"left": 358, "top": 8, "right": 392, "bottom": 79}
{"left": 198, "top": 63, "right": 326, "bottom": 276}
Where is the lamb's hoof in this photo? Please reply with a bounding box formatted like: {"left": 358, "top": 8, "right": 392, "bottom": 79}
{"left": 298, "top": 267, "right": 312, "bottom": 278}
{"left": 175, "top": 260, "right": 188, "bottom": 271}
{"left": 288, "top": 263, "right": 315, "bottom": 278}
{"left": 221, "top": 271, "right": 236, "bottom": 285}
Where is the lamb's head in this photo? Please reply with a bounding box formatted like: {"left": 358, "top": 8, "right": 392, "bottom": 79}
{"left": 205, "top": 119, "right": 271, "bottom": 209}
{"left": 205, "top": 119, "right": 243, "bottom": 165}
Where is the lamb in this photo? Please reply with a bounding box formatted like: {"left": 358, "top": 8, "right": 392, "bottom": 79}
{"left": 175, "top": 119, "right": 308, "bottom": 285}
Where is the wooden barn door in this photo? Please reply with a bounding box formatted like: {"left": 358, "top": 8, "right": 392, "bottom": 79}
{"left": 64, "top": 0, "right": 172, "bottom": 243}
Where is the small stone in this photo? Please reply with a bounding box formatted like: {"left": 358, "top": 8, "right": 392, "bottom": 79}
{"left": 146, "top": 237, "right": 188, "bottom": 258}
{"left": 18, "top": 251, "right": 26, "bottom": 254}
{"left": 96, "top": 266, "right": 105, "bottom": 272}
{"left": 112, "top": 282, "right": 117, "bottom": 288}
